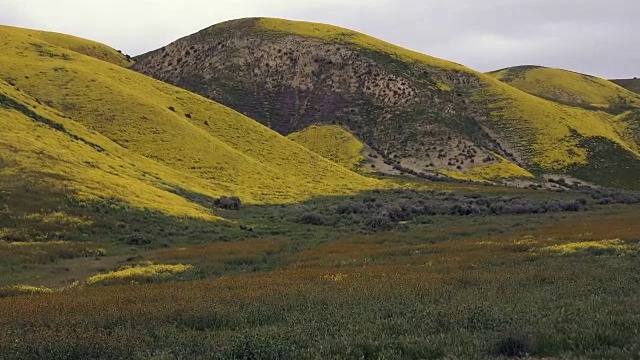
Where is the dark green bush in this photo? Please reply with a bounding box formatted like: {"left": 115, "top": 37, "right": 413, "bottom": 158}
{"left": 298, "top": 213, "right": 327, "bottom": 226}
{"left": 214, "top": 196, "right": 242, "bottom": 210}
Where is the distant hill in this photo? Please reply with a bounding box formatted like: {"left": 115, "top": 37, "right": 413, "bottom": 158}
{"left": 611, "top": 78, "right": 640, "bottom": 95}
{"left": 133, "top": 18, "right": 640, "bottom": 189}
{"left": 489, "top": 66, "right": 640, "bottom": 112}
{"left": 0, "top": 25, "right": 383, "bottom": 223}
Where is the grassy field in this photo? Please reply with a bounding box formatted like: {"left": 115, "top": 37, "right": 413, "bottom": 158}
{"left": 1, "top": 179, "right": 640, "bottom": 359}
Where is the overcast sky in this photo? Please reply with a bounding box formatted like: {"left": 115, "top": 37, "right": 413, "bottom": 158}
{"left": 1, "top": 0, "right": 637, "bottom": 78}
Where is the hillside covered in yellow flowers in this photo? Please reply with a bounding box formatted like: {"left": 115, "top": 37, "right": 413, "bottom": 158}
{"left": 0, "top": 25, "right": 384, "bottom": 222}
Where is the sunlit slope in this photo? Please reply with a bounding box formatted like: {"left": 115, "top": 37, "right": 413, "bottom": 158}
{"left": 0, "top": 25, "right": 383, "bottom": 207}
{"left": 489, "top": 66, "right": 640, "bottom": 111}
{"left": 287, "top": 125, "right": 365, "bottom": 171}
{"left": 0, "top": 81, "right": 220, "bottom": 219}
{"left": 0, "top": 25, "right": 132, "bottom": 68}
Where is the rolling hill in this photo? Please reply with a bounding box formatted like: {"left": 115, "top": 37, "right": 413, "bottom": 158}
{"left": 133, "top": 18, "right": 640, "bottom": 189}
{"left": 489, "top": 66, "right": 640, "bottom": 112}
{"left": 0, "top": 25, "right": 384, "bottom": 225}
{"left": 611, "top": 78, "right": 640, "bottom": 95}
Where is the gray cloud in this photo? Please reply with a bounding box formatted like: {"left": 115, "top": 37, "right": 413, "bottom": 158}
{"left": 1, "top": 0, "right": 638, "bottom": 78}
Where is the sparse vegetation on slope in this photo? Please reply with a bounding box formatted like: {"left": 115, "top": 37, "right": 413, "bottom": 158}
{"left": 256, "top": 18, "right": 471, "bottom": 73}
{"left": 133, "top": 17, "right": 640, "bottom": 188}
{"left": 440, "top": 154, "right": 534, "bottom": 183}
{"left": 483, "top": 78, "right": 640, "bottom": 171}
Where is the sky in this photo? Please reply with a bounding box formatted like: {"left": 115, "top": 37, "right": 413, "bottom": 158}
{"left": 1, "top": 0, "right": 637, "bottom": 79}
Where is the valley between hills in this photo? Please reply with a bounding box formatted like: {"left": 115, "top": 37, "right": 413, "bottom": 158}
{"left": 1, "top": 18, "right": 640, "bottom": 359}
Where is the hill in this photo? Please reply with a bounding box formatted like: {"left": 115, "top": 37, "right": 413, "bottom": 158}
{"left": 287, "top": 124, "right": 366, "bottom": 171}
{"left": 0, "top": 24, "right": 384, "bottom": 226}
{"left": 489, "top": 65, "right": 640, "bottom": 112}
{"left": 611, "top": 78, "right": 640, "bottom": 95}
{"left": 133, "top": 18, "right": 640, "bottom": 189}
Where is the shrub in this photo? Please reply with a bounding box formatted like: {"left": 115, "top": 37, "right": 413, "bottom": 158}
{"left": 298, "top": 213, "right": 327, "bottom": 226}
{"left": 185, "top": 113, "right": 192, "bottom": 119}
{"left": 386, "top": 206, "right": 413, "bottom": 221}
{"left": 448, "top": 203, "right": 483, "bottom": 216}
{"left": 364, "top": 215, "right": 392, "bottom": 230}
{"left": 495, "top": 334, "right": 533, "bottom": 357}
{"left": 558, "top": 199, "right": 587, "bottom": 212}
{"left": 123, "top": 234, "right": 152, "bottom": 246}
{"left": 213, "top": 196, "right": 242, "bottom": 210}
{"left": 336, "top": 201, "right": 366, "bottom": 215}
{"left": 168, "top": 106, "right": 175, "bottom": 112}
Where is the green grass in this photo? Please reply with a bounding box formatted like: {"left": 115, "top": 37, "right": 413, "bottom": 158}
{"left": 565, "top": 136, "right": 640, "bottom": 190}
{"left": 1, "top": 154, "right": 640, "bottom": 357}
{"left": 0, "top": 192, "right": 639, "bottom": 358}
